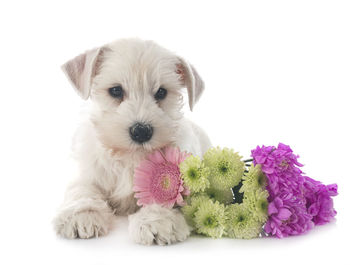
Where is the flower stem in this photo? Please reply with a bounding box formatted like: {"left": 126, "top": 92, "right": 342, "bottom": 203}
{"left": 232, "top": 181, "right": 244, "bottom": 204}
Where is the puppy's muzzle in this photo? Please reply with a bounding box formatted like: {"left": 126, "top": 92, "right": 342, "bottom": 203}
{"left": 129, "top": 122, "right": 153, "bottom": 144}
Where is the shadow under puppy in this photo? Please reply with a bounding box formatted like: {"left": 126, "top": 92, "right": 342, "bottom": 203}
{"left": 53, "top": 38, "right": 211, "bottom": 245}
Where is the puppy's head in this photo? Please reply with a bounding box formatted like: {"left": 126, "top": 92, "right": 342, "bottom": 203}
{"left": 62, "top": 39, "right": 204, "bottom": 152}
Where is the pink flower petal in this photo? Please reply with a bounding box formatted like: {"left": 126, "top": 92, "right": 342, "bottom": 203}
{"left": 164, "top": 146, "right": 178, "bottom": 164}
{"left": 176, "top": 194, "right": 184, "bottom": 205}
{"left": 147, "top": 150, "right": 165, "bottom": 164}
{"left": 183, "top": 186, "right": 191, "bottom": 196}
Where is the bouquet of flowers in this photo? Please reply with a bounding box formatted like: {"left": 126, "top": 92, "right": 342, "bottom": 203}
{"left": 133, "top": 143, "right": 338, "bottom": 239}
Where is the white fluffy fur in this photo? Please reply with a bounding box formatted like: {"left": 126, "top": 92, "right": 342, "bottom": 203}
{"left": 54, "top": 39, "right": 211, "bottom": 245}
{"left": 128, "top": 204, "right": 190, "bottom": 245}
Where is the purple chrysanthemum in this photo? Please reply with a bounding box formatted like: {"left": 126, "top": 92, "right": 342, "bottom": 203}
{"left": 251, "top": 143, "right": 337, "bottom": 238}
{"left": 251, "top": 143, "right": 304, "bottom": 195}
{"left": 303, "top": 176, "right": 338, "bottom": 225}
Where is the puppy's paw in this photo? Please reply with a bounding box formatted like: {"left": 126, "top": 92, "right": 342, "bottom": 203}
{"left": 128, "top": 204, "right": 190, "bottom": 245}
{"left": 54, "top": 206, "right": 113, "bottom": 239}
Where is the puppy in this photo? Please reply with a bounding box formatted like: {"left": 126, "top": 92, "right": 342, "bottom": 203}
{"left": 53, "top": 38, "right": 211, "bottom": 245}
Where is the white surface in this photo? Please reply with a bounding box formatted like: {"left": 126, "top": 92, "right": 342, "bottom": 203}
{"left": 0, "top": 0, "right": 349, "bottom": 264}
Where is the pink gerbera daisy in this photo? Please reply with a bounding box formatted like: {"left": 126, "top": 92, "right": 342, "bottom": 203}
{"left": 133, "top": 146, "right": 190, "bottom": 208}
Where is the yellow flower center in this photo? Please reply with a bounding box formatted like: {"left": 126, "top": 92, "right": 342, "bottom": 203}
{"left": 280, "top": 160, "right": 289, "bottom": 168}
{"left": 161, "top": 175, "right": 171, "bottom": 189}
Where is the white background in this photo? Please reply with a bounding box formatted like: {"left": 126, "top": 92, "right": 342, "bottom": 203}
{"left": 0, "top": 0, "right": 349, "bottom": 264}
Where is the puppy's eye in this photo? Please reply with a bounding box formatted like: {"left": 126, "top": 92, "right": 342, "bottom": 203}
{"left": 109, "top": 86, "right": 123, "bottom": 99}
{"left": 154, "top": 87, "right": 167, "bottom": 100}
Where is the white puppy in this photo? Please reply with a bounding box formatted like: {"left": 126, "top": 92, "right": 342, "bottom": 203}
{"left": 53, "top": 38, "right": 211, "bottom": 245}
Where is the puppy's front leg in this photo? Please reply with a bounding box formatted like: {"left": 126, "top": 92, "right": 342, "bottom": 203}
{"left": 53, "top": 181, "right": 114, "bottom": 239}
{"left": 128, "top": 204, "right": 190, "bottom": 245}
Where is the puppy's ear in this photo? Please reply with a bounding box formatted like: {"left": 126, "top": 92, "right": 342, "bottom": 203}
{"left": 176, "top": 57, "right": 205, "bottom": 111}
{"left": 61, "top": 47, "right": 103, "bottom": 99}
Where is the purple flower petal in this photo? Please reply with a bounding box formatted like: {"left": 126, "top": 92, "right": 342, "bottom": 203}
{"left": 268, "top": 202, "right": 278, "bottom": 215}
{"left": 327, "top": 184, "right": 338, "bottom": 196}
{"left": 308, "top": 203, "right": 319, "bottom": 216}
{"left": 255, "top": 155, "right": 266, "bottom": 164}
{"left": 277, "top": 208, "right": 292, "bottom": 220}
{"left": 274, "top": 197, "right": 283, "bottom": 208}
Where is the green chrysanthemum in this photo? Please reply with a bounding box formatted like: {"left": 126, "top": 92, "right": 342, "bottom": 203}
{"left": 193, "top": 199, "right": 226, "bottom": 238}
{"left": 180, "top": 155, "right": 210, "bottom": 193}
{"left": 225, "top": 203, "right": 262, "bottom": 239}
{"left": 206, "top": 187, "right": 234, "bottom": 205}
{"left": 240, "top": 164, "right": 267, "bottom": 193}
{"left": 244, "top": 189, "right": 269, "bottom": 223}
{"left": 203, "top": 147, "right": 245, "bottom": 190}
{"left": 181, "top": 194, "right": 211, "bottom": 227}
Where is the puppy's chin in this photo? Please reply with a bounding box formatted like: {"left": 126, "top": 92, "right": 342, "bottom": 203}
{"left": 130, "top": 141, "right": 173, "bottom": 153}
{"left": 103, "top": 139, "right": 175, "bottom": 157}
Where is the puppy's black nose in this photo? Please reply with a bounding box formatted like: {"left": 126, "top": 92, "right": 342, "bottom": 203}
{"left": 129, "top": 122, "right": 153, "bottom": 144}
